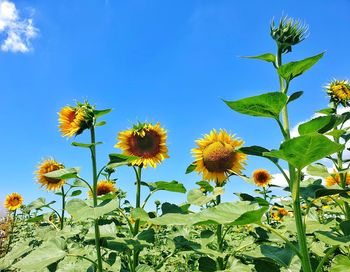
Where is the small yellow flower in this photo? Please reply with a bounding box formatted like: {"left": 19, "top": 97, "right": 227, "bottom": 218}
{"left": 4, "top": 193, "right": 23, "bottom": 211}
{"left": 325, "top": 79, "right": 350, "bottom": 107}
{"left": 252, "top": 169, "right": 272, "bottom": 187}
{"left": 115, "top": 122, "right": 169, "bottom": 168}
{"left": 192, "top": 129, "right": 247, "bottom": 186}
{"left": 270, "top": 206, "right": 289, "bottom": 222}
{"left": 36, "top": 159, "right": 65, "bottom": 191}
{"left": 89, "top": 180, "right": 117, "bottom": 198}
{"left": 325, "top": 171, "right": 350, "bottom": 187}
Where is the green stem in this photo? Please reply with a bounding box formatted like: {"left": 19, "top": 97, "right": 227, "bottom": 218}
{"left": 60, "top": 186, "right": 65, "bottom": 230}
{"left": 293, "top": 170, "right": 313, "bottom": 272}
{"left": 90, "top": 126, "right": 103, "bottom": 272}
{"left": 5, "top": 210, "right": 16, "bottom": 254}
{"left": 263, "top": 187, "right": 271, "bottom": 225}
{"left": 276, "top": 45, "right": 312, "bottom": 272}
{"left": 216, "top": 193, "right": 224, "bottom": 270}
{"left": 315, "top": 246, "right": 338, "bottom": 272}
{"left": 133, "top": 166, "right": 142, "bottom": 271}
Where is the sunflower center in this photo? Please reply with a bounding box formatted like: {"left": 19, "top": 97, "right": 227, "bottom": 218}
{"left": 256, "top": 172, "right": 269, "bottom": 183}
{"left": 128, "top": 130, "right": 161, "bottom": 158}
{"left": 10, "top": 197, "right": 20, "bottom": 206}
{"left": 202, "top": 141, "right": 235, "bottom": 172}
{"left": 97, "top": 185, "right": 112, "bottom": 196}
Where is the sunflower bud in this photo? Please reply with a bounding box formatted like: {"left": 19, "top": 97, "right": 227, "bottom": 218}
{"left": 270, "top": 16, "right": 308, "bottom": 53}
{"left": 325, "top": 79, "right": 350, "bottom": 107}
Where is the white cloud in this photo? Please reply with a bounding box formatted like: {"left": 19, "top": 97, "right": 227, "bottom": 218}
{"left": 0, "top": 0, "right": 38, "bottom": 53}
{"left": 271, "top": 171, "right": 289, "bottom": 188}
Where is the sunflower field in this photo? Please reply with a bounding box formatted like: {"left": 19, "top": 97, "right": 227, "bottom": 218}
{"left": 1, "top": 16, "right": 350, "bottom": 272}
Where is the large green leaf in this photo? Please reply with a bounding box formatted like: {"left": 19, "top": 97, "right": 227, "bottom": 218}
{"left": 224, "top": 92, "right": 288, "bottom": 119}
{"left": 25, "top": 197, "right": 56, "bottom": 211}
{"left": 315, "top": 231, "right": 350, "bottom": 246}
{"left": 330, "top": 255, "right": 350, "bottom": 272}
{"left": 187, "top": 187, "right": 224, "bottom": 206}
{"left": 298, "top": 115, "right": 337, "bottom": 135}
{"left": 44, "top": 167, "right": 80, "bottom": 180}
{"left": 133, "top": 201, "right": 266, "bottom": 226}
{"left": 13, "top": 238, "right": 66, "bottom": 271}
{"left": 277, "top": 52, "right": 324, "bottom": 82}
{"left": 66, "top": 198, "right": 118, "bottom": 220}
{"left": 260, "top": 244, "right": 295, "bottom": 267}
{"left": 306, "top": 163, "right": 330, "bottom": 178}
{"left": 265, "top": 133, "right": 344, "bottom": 169}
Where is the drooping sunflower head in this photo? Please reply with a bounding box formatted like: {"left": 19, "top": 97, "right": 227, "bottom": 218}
{"left": 115, "top": 122, "right": 169, "bottom": 168}
{"left": 88, "top": 180, "right": 117, "bottom": 198}
{"left": 36, "top": 159, "right": 65, "bottom": 191}
{"left": 58, "top": 101, "right": 94, "bottom": 138}
{"left": 252, "top": 169, "right": 272, "bottom": 187}
{"left": 325, "top": 171, "right": 350, "bottom": 187}
{"left": 4, "top": 193, "right": 23, "bottom": 211}
{"left": 192, "top": 129, "right": 247, "bottom": 186}
{"left": 325, "top": 79, "right": 350, "bottom": 107}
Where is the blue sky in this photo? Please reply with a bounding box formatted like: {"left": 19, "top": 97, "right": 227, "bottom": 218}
{"left": 1, "top": 0, "right": 350, "bottom": 214}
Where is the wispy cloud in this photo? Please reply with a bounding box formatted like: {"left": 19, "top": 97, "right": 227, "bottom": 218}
{"left": 0, "top": 0, "right": 38, "bottom": 53}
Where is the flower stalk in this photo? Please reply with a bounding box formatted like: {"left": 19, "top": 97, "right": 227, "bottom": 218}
{"left": 275, "top": 44, "right": 313, "bottom": 272}
{"left": 90, "top": 125, "right": 103, "bottom": 272}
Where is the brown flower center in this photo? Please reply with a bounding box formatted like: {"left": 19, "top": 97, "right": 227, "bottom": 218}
{"left": 97, "top": 185, "right": 113, "bottom": 196}
{"left": 128, "top": 130, "right": 161, "bottom": 158}
{"left": 255, "top": 172, "right": 269, "bottom": 183}
{"left": 10, "top": 197, "right": 20, "bottom": 206}
{"left": 202, "top": 142, "right": 235, "bottom": 172}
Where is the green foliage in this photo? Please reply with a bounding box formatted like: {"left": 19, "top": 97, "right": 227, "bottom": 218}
{"left": 224, "top": 92, "right": 288, "bottom": 119}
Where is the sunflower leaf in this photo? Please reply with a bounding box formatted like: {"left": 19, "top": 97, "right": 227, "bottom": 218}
{"left": 72, "top": 142, "right": 103, "bottom": 148}
{"left": 264, "top": 133, "right": 344, "bottom": 169}
{"left": 277, "top": 52, "right": 324, "bottom": 82}
{"left": 239, "top": 145, "right": 278, "bottom": 163}
{"left": 94, "top": 108, "right": 112, "bottom": 119}
{"left": 147, "top": 180, "right": 186, "bottom": 193}
{"left": 224, "top": 92, "right": 288, "bottom": 119}
{"left": 241, "top": 53, "right": 276, "bottom": 63}
{"left": 287, "top": 91, "right": 303, "bottom": 104}
{"left": 185, "top": 162, "right": 196, "bottom": 174}
{"left": 44, "top": 167, "right": 80, "bottom": 180}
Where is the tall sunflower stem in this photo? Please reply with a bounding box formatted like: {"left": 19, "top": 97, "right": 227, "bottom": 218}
{"left": 132, "top": 166, "right": 142, "bottom": 271}
{"left": 60, "top": 186, "right": 65, "bottom": 230}
{"left": 5, "top": 210, "right": 17, "bottom": 255}
{"left": 263, "top": 187, "right": 271, "bottom": 225}
{"left": 215, "top": 192, "right": 224, "bottom": 270}
{"left": 276, "top": 45, "right": 312, "bottom": 271}
{"left": 90, "top": 126, "right": 103, "bottom": 272}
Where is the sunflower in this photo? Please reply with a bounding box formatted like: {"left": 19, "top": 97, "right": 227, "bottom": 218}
{"left": 271, "top": 206, "right": 289, "bottom": 222}
{"left": 88, "top": 180, "right": 117, "bottom": 198}
{"left": 58, "top": 101, "right": 95, "bottom": 138}
{"left": 252, "top": 169, "right": 272, "bottom": 187}
{"left": 4, "top": 193, "right": 23, "bottom": 211}
{"left": 192, "top": 129, "right": 247, "bottom": 185}
{"left": 36, "top": 159, "right": 65, "bottom": 191}
{"left": 325, "top": 171, "right": 350, "bottom": 187}
{"left": 115, "top": 122, "right": 169, "bottom": 168}
{"left": 325, "top": 79, "right": 350, "bottom": 107}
